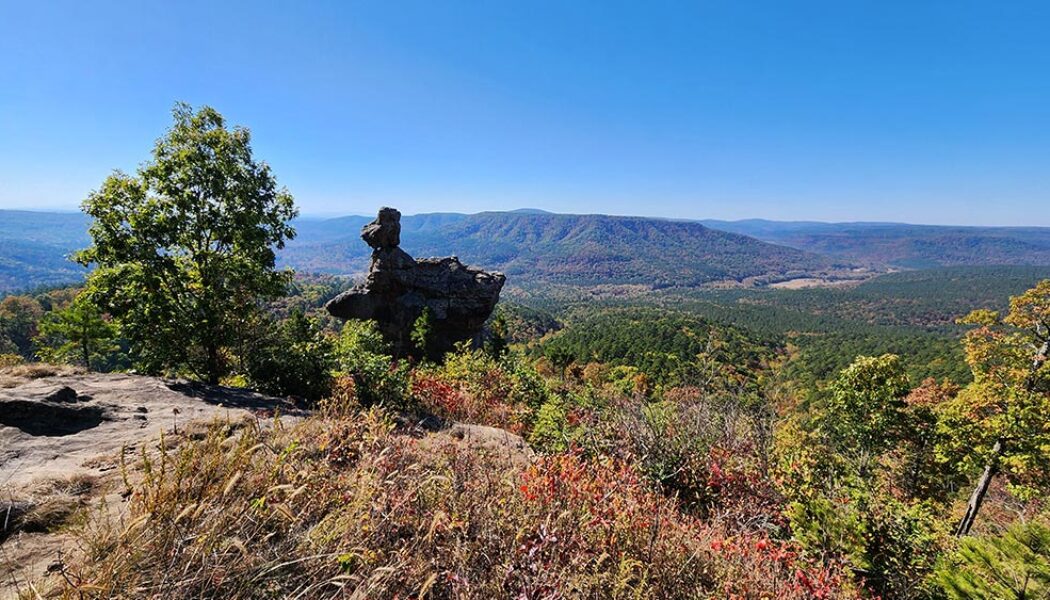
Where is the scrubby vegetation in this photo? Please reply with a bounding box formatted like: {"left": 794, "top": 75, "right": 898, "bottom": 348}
{"left": 50, "top": 404, "right": 848, "bottom": 599}
{"left": 5, "top": 104, "right": 1050, "bottom": 599}
{"left": 10, "top": 275, "right": 1044, "bottom": 598}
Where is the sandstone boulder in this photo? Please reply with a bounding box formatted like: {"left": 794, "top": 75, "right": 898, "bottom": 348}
{"left": 325, "top": 208, "right": 506, "bottom": 357}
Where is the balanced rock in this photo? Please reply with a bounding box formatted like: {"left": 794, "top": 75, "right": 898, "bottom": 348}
{"left": 361, "top": 206, "right": 401, "bottom": 249}
{"left": 325, "top": 207, "right": 506, "bottom": 357}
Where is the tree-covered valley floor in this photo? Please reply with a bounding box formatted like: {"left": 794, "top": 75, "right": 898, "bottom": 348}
{"left": 3, "top": 266, "right": 1050, "bottom": 599}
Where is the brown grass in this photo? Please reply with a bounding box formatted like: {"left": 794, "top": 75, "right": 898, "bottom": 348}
{"left": 1, "top": 474, "right": 98, "bottom": 543}
{"left": 0, "top": 364, "right": 85, "bottom": 388}
{"left": 22, "top": 400, "right": 853, "bottom": 599}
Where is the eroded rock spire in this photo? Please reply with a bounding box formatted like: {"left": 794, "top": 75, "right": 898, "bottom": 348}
{"left": 325, "top": 207, "right": 506, "bottom": 358}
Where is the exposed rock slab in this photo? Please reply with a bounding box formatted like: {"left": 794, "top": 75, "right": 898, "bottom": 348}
{"left": 0, "top": 370, "right": 305, "bottom": 597}
{"left": 0, "top": 371, "right": 304, "bottom": 490}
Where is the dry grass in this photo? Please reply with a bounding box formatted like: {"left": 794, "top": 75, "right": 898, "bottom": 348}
{"left": 21, "top": 398, "right": 854, "bottom": 599}
{"left": 1, "top": 474, "right": 98, "bottom": 543}
{"left": 0, "top": 364, "right": 85, "bottom": 388}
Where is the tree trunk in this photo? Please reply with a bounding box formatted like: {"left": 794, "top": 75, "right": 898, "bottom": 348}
{"left": 205, "top": 342, "right": 221, "bottom": 385}
{"left": 956, "top": 336, "right": 1045, "bottom": 537}
{"left": 955, "top": 439, "right": 1002, "bottom": 537}
{"left": 81, "top": 323, "right": 91, "bottom": 371}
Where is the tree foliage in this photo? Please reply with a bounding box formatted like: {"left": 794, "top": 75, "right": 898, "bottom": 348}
{"left": 243, "top": 310, "right": 335, "bottom": 401}
{"left": 0, "top": 294, "right": 44, "bottom": 358}
{"left": 937, "top": 521, "right": 1050, "bottom": 599}
{"left": 937, "top": 280, "right": 1050, "bottom": 525}
{"left": 822, "top": 353, "right": 911, "bottom": 457}
{"left": 76, "top": 103, "right": 297, "bottom": 383}
{"left": 35, "top": 293, "right": 120, "bottom": 370}
{"left": 410, "top": 307, "right": 435, "bottom": 360}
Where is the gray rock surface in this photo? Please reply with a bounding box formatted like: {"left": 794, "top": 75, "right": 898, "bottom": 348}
{"left": 361, "top": 206, "right": 402, "bottom": 249}
{"left": 325, "top": 207, "right": 506, "bottom": 357}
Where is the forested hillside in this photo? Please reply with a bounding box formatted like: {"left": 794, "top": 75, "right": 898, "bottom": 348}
{"left": 8, "top": 208, "right": 1050, "bottom": 293}
{"left": 0, "top": 210, "right": 89, "bottom": 290}
{"left": 509, "top": 266, "right": 1050, "bottom": 389}
{"left": 3, "top": 209, "right": 845, "bottom": 291}
{"left": 702, "top": 219, "right": 1050, "bottom": 268}
{"left": 283, "top": 211, "right": 845, "bottom": 285}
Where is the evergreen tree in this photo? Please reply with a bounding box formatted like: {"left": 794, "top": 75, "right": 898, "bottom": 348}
{"left": 411, "top": 308, "right": 435, "bottom": 360}
{"left": 938, "top": 522, "right": 1050, "bottom": 599}
{"left": 35, "top": 294, "right": 119, "bottom": 370}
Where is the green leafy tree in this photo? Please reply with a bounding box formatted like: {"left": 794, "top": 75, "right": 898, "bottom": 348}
{"left": 822, "top": 353, "right": 911, "bottom": 458}
{"left": 938, "top": 280, "right": 1050, "bottom": 536}
{"left": 243, "top": 311, "right": 335, "bottom": 401}
{"left": 937, "top": 522, "right": 1050, "bottom": 599}
{"left": 0, "top": 295, "right": 44, "bottom": 359}
{"left": 484, "top": 312, "right": 510, "bottom": 359}
{"left": 35, "top": 294, "right": 119, "bottom": 370}
{"left": 76, "top": 103, "right": 297, "bottom": 383}
{"left": 334, "top": 319, "right": 409, "bottom": 407}
{"left": 783, "top": 356, "right": 949, "bottom": 597}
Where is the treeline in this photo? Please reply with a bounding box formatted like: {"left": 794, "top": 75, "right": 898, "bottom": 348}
{"left": 507, "top": 267, "right": 1050, "bottom": 388}
{"left": 536, "top": 307, "right": 778, "bottom": 392}
{"left": 0, "top": 274, "right": 352, "bottom": 374}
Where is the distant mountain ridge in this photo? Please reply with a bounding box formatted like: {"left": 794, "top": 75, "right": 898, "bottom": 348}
{"left": 0, "top": 210, "right": 90, "bottom": 291}
{"left": 2, "top": 208, "right": 1050, "bottom": 294}
{"left": 700, "top": 219, "right": 1050, "bottom": 268}
{"left": 280, "top": 211, "right": 841, "bottom": 286}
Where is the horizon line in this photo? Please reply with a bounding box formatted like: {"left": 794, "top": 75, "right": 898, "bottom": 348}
{"left": 1, "top": 205, "right": 1049, "bottom": 230}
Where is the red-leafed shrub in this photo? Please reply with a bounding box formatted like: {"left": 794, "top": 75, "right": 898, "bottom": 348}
{"left": 410, "top": 349, "right": 550, "bottom": 435}
{"left": 515, "top": 451, "right": 852, "bottom": 599}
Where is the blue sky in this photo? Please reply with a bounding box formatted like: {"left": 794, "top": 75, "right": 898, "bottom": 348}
{"left": 1, "top": 1, "right": 1048, "bottom": 225}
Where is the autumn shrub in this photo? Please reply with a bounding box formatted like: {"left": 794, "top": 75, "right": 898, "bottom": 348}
{"left": 411, "top": 346, "right": 550, "bottom": 434}
{"left": 514, "top": 451, "right": 851, "bottom": 599}
{"left": 49, "top": 406, "right": 854, "bottom": 599}
{"left": 588, "top": 387, "right": 781, "bottom": 525}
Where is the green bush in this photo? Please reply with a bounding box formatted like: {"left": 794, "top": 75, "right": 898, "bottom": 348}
{"left": 529, "top": 396, "right": 571, "bottom": 452}
{"left": 244, "top": 311, "right": 335, "bottom": 401}
{"left": 333, "top": 319, "right": 410, "bottom": 408}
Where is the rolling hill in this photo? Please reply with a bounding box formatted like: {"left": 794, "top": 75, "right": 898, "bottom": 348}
{"left": 280, "top": 211, "right": 844, "bottom": 286}
{"left": 4, "top": 208, "right": 1050, "bottom": 294}
{"left": 0, "top": 209, "right": 842, "bottom": 292}
{"left": 0, "top": 210, "right": 90, "bottom": 291}
{"left": 700, "top": 219, "right": 1050, "bottom": 268}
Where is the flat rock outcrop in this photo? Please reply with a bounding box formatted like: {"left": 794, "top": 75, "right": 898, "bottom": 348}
{"left": 325, "top": 207, "right": 506, "bottom": 357}
{"left": 0, "top": 369, "right": 305, "bottom": 489}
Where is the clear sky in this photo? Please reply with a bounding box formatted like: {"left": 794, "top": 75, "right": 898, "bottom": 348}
{"left": 1, "top": 1, "right": 1048, "bottom": 225}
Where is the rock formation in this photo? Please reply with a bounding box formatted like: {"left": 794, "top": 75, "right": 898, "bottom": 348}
{"left": 325, "top": 207, "right": 506, "bottom": 357}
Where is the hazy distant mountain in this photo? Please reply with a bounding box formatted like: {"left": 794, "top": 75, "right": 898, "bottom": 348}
{"left": 280, "top": 211, "right": 841, "bottom": 286}
{"left": 5, "top": 208, "right": 1050, "bottom": 295}
{"left": 700, "top": 219, "right": 1050, "bottom": 268}
{"left": 0, "top": 210, "right": 90, "bottom": 291}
